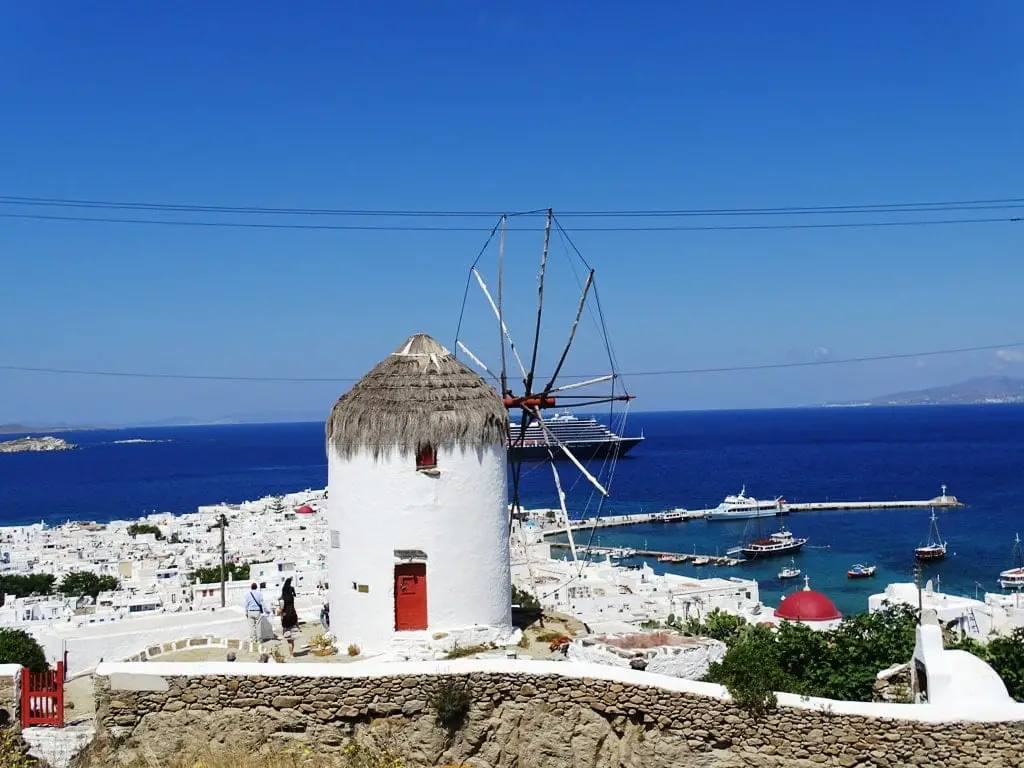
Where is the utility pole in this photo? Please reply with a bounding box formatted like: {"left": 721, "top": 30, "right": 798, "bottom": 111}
{"left": 217, "top": 514, "right": 228, "bottom": 608}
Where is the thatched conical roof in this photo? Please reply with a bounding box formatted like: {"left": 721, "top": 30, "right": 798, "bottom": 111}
{"left": 326, "top": 333, "right": 508, "bottom": 459}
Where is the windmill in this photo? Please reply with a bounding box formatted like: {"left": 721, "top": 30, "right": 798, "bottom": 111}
{"left": 454, "top": 209, "right": 635, "bottom": 580}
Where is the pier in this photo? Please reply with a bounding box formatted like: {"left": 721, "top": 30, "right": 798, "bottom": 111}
{"left": 787, "top": 485, "right": 964, "bottom": 512}
{"left": 535, "top": 486, "right": 965, "bottom": 538}
{"left": 537, "top": 509, "right": 704, "bottom": 537}
{"left": 548, "top": 541, "right": 743, "bottom": 567}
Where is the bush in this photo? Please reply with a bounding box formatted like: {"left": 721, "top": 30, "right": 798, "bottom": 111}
{"left": 347, "top": 643, "right": 360, "bottom": 657}
{"left": 705, "top": 604, "right": 923, "bottom": 705}
{"left": 665, "top": 609, "right": 748, "bottom": 644}
{"left": 127, "top": 523, "right": 163, "bottom": 540}
{"left": 0, "top": 629, "right": 49, "bottom": 673}
{"left": 705, "top": 624, "right": 785, "bottom": 714}
{"left": 430, "top": 679, "right": 472, "bottom": 730}
{"left": 192, "top": 562, "right": 250, "bottom": 585}
{"left": 511, "top": 584, "right": 540, "bottom": 612}
{"left": 0, "top": 728, "right": 38, "bottom": 768}
{"left": 444, "top": 643, "right": 492, "bottom": 659}
{"left": 534, "top": 629, "right": 564, "bottom": 644}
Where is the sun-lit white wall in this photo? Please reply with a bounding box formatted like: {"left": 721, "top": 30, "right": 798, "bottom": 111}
{"left": 326, "top": 442, "right": 511, "bottom": 654}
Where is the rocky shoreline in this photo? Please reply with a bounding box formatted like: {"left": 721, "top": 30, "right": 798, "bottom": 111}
{"left": 0, "top": 435, "right": 77, "bottom": 453}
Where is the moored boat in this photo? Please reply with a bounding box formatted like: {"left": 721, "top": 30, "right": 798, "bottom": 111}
{"left": 914, "top": 510, "right": 948, "bottom": 562}
{"left": 998, "top": 533, "right": 1024, "bottom": 590}
{"left": 778, "top": 558, "right": 801, "bottom": 579}
{"left": 741, "top": 526, "right": 808, "bottom": 559}
{"left": 705, "top": 486, "right": 787, "bottom": 521}
{"left": 847, "top": 563, "right": 877, "bottom": 579}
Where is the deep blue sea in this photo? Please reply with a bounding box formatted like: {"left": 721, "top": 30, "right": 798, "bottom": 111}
{"left": 2, "top": 405, "right": 1022, "bottom": 615}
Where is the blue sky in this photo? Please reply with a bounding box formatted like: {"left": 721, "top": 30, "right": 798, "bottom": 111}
{"left": 1, "top": 2, "right": 1023, "bottom": 424}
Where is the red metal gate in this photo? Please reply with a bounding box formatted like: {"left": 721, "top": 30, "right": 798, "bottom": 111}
{"left": 21, "top": 662, "right": 64, "bottom": 728}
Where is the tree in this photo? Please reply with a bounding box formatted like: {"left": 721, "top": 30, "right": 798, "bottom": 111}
{"left": 58, "top": 571, "right": 120, "bottom": 599}
{"left": 0, "top": 574, "right": 56, "bottom": 605}
{"left": 192, "top": 562, "right": 250, "bottom": 585}
{"left": 704, "top": 604, "right": 921, "bottom": 704}
{"left": 127, "top": 523, "right": 163, "bottom": 540}
{"left": 665, "top": 608, "right": 747, "bottom": 644}
{"left": 0, "top": 629, "right": 48, "bottom": 673}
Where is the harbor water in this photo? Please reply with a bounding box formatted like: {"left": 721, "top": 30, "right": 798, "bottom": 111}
{"left": 1, "top": 404, "right": 1022, "bottom": 615}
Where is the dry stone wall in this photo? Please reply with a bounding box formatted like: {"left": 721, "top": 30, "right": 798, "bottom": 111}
{"left": 91, "top": 669, "right": 1024, "bottom": 768}
{"left": 0, "top": 676, "right": 16, "bottom": 722}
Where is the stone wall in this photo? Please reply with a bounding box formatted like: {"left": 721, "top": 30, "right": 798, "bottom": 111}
{"left": 0, "top": 678, "right": 15, "bottom": 722}
{"left": 89, "top": 662, "right": 1024, "bottom": 768}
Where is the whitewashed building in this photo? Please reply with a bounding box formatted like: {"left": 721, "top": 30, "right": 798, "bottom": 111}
{"left": 325, "top": 333, "right": 514, "bottom": 654}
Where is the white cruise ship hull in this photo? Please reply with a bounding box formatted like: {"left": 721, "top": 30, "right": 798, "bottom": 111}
{"left": 705, "top": 506, "right": 782, "bottom": 521}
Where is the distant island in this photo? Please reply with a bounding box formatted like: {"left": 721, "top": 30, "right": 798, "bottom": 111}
{"left": 0, "top": 435, "right": 78, "bottom": 453}
{"left": 0, "top": 422, "right": 92, "bottom": 435}
{"left": 826, "top": 375, "right": 1024, "bottom": 407}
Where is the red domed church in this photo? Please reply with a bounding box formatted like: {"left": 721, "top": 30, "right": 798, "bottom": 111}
{"left": 773, "top": 576, "right": 843, "bottom": 630}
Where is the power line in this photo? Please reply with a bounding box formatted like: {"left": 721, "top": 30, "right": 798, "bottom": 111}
{"left": 3, "top": 193, "right": 1024, "bottom": 217}
{"left": 2, "top": 341, "right": 1019, "bottom": 384}
{"left": 0, "top": 211, "right": 1019, "bottom": 232}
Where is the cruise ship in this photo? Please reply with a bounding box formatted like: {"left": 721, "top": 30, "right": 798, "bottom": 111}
{"left": 507, "top": 412, "right": 644, "bottom": 462}
{"left": 704, "top": 486, "right": 787, "bottom": 521}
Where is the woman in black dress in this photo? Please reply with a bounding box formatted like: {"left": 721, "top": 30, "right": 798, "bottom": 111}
{"left": 279, "top": 577, "right": 300, "bottom": 656}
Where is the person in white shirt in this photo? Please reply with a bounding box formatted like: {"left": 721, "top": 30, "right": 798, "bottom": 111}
{"left": 243, "top": 582, "right": 267, "bottom": 644}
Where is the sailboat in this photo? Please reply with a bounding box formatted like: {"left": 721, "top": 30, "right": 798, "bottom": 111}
{"left": 777, "top": 558, "right": 800, "bottom": 579}
{"left": 998, "top": 534, "right": 1024, "bottom": 590}
{"left": 914, "top": 509, "right": 947, "bottom": 563}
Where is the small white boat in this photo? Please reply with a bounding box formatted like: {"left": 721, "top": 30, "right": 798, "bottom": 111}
{"left": 692, "top": 556, "right": 710, "bottom": 567}
{"left": 999, "top": 533, "right": 1024, "bottom": 590}
{"left": 778, "top": 558, "right": 801, "bottom": 580}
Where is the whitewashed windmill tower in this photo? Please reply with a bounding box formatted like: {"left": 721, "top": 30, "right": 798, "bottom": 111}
{"left": 325, "top": 333, "right": 513, "bottom": 653}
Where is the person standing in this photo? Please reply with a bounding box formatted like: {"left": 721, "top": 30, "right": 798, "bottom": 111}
{"left": 244, "top": 582, "right": 267, "bottom": 645}
{"left": 279, "top": 577, "right": 300, "bottom": 656}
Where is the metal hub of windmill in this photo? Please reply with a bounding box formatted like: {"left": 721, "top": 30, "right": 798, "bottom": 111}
{"left": 454, "top": 209, "right": 635, "bottom": 584}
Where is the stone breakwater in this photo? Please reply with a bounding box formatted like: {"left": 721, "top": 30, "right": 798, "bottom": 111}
{"left": 89, "top": 665, "right": 1024, "bottom": 768}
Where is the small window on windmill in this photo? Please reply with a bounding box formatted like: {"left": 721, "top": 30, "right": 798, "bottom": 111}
{"left": 415, "top": 443, "right": 437, "bottom": 471}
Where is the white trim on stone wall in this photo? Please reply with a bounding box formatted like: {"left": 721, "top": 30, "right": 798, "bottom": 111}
{"left": 94, "top": 657, "right": 1024, "bottom": 724}
{"left": 120, "top": 635, "right": 265, "bottom": 663}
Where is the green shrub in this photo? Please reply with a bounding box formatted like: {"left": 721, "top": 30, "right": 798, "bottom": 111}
{"left": 192, "top": 562, "right": 250, "bottom": 585}
{"left": 706, "top": 624, "right": 786, "bottom": 714}
{"left": 430, "top": 680, "right": 472, "bottom": 730}
{"left": 0, "top": 629, "right": 49, "bottom": 673}
{"left": 127, "top": 523, "right": 163, "bottom": 540}
{"left": 511, "top": 584, "right": 540, "bottom": 612}
{"left": 0, "top": 575, "right": 56, "bottom": 604}
{"left": 0, "top": 728, "right": 38, "bottom": 768}
{"left": 444, "top": 643, "right": 492, "bottom": 659}
{"left": 58, "top": 571, "right": 120, "bottom": 599}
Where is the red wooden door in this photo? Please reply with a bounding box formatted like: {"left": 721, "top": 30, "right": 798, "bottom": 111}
{"left": 394, "top": 563, "right": 427, "bottom": 630}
